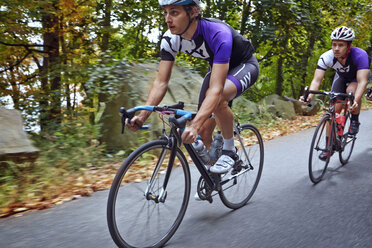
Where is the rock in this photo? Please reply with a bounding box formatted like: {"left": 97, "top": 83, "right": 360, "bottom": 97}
{"left": 232, "top": 97, "right": 259, "bottom": 119}
{"left": 0, "top": 108, "right": 39, "bottom": 162}
{"left": 100, "top": 63, "right": 204, "bottom": 151}
{"left": 273, "top": 99, "right": 296, "bottom": 119}
{"left": 259, "top": 94, "right": 283, "bottom": 106}
{"left": 301, "top": 98, "right": 322, "bottom": 116}
{"left": 283, "top": 95, "right": 322, "bottom": 116}
{"left": 260, "top": 94, "right": 296, "bottom": 120}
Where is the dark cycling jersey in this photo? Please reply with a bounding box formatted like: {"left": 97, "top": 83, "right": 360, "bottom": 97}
{"left": 316, "top": 47, "right": 370, "bottom": 82}
{"left": 160, "top": 18, "right": 255, "bottom": 69}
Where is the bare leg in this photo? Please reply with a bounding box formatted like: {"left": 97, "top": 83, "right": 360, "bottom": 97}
{"left": 214, "top": 79, "right": 237, "bottom": 140}
{"left": 199, "top": 119, "right": 216, "bottom": 149}
{"left": 199, "top": 79, "right": 237, "bottom": 149}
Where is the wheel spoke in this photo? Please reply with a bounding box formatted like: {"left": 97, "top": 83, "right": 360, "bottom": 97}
{"left": 218, "top": 124, "right": 264, "bottom": 209}
{"left": 107, "top": 140, "right": 190, "bottom": 248}
{"left": 309, "top": 115, "right": 330, "bottom": 183}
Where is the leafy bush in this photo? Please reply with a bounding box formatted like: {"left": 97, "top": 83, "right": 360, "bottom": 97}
{"left": 0, "top": 118, "right": 104, "bottom": 209}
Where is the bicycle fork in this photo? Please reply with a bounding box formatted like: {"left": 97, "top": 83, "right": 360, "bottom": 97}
{"left": 144, "top": 137, "right": 177, "bottom": 203}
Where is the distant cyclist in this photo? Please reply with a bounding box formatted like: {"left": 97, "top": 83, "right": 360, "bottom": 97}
{"left": 366, "top": 87, "right": 372, "bottom": 101}
{"left": 300, "top": 26, "right": 370, "bottom": 160}
{"left": 126, "top": 0, "right": 259, "bottom": 174}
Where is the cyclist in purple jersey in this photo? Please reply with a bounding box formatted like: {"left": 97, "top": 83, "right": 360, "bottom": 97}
{"left": 366, "top": 87, "right": 372, "bottom": 101}
{"left": 300, "top": 26, "right": 370, "bottom": 160}
{"left": 126, "top": 0, "right": 259, "bottom": 174}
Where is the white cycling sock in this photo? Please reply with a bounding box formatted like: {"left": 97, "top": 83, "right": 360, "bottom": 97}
{"left": 222, "top": 137, "right": 235, "bottom": 152}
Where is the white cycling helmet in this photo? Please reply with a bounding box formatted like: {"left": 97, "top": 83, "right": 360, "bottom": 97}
{"left": 330, "top": 26, "right": 355, "bottom": 42}
{"left": 158, "top": 0, "right": 201, "bottom": 6}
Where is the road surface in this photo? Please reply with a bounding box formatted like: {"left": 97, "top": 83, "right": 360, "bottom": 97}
{"left": 1, "top": 110, "right": 371, "bottom": 248}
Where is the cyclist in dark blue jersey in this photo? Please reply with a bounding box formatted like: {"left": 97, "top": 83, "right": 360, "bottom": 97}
{"left": 300, "top": 26, "right": 370, "bottom": 160}
{"left": 126, "top": 0, "right": 259, "bottom": 174}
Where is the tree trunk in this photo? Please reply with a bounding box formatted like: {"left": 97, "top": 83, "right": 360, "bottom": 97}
{"left": 240, "top": 0, "right": 251, "bottom": 35}
{"left": 101, "top": 0, "right": 112, "bottom": 53}
{"left": 98, "top": 0, "right": 112, "bottom": 105}
{"left": 298, "top": 30, "right": 316, "bottom": 98}
{"left": 40, "top": 0, "right": 61, "bottom": 132}
{"left": 276, "top": 56, "right": 284, "bottom": 96}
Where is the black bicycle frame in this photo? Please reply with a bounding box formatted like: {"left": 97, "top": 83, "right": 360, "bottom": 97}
{"left": 184, "top": 143, "right": 216, "bottom": 189}
{"left": 156, "top": 125, "right": 217, "bottom": 199}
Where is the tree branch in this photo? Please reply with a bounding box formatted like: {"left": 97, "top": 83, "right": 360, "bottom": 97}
{"left": 0, "top": 51, "right": 31, "bottom": 74}
{"left": 0, "top": 39, "right": 51, "bottom": 52}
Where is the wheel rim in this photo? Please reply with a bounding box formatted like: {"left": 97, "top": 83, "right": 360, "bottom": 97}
{"left": 219, "top": 124, "right": 264, "bottom": 209}
{"left": 107, "top": 142, "right": 190, "bottom": 248}
{"left": 309, "top": 116, "right": 330, "bottom": 183}
{"left": 339, "top": 116, "right": 356, "bottom": 165}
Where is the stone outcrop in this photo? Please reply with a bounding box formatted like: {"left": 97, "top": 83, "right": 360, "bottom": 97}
{"left": 260, "top": 94, "right": 297, "bottom": 120}
{"left": 0, "top": 108, "right": 39, "bottom": 162}
{"left": 100, "top": 63, "right": 204, "bottom": 151}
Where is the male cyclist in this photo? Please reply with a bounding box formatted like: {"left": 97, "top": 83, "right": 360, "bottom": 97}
{"left": 300, "top": 26, "right": 370, "bottom": 160}
{"left": 126, "top": 0, "right": 259, "bottom": 174}
{"left": 366, "top": 87, "right": 372, "bottom": 101}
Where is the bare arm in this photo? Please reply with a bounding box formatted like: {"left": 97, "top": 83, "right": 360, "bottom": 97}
{"left": 354, "top": 69, "right": 370, "bottom": 102}
{"left": 127, "top": 60, "right": 174, "bottom": 131}
{"left": 300, "top": 69, "right": 326, "bottom": 104}
{"left": 349, "top": 69, "right": 370, "bottom": 111}
{"left": 181, "top": 63, "right": 228, "bottom": 144}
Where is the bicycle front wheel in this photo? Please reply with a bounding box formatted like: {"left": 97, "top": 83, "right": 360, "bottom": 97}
{"left": 219, "top": 124, "right": 264, "bottom": 209}
{"left": 339, "top": 114, "right": 356, "bottom": 165}
{"left": 107, "top": 139, "right": 191, "bottom": 248}
{"left": 309, "top": 115, "right": 331, "bottom": 183}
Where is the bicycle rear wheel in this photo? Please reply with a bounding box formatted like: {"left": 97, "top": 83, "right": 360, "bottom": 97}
{"left": 309, "top": 115, "right": 332, "bottom": 184}
{"left": 339, "top": 114, "right": 356, "bottom": 165}
{"left": 219, "top": 124, "right": 264, "bottom": 209}
{"left": 107, "top": 139, "right": 191, "bottom": 248}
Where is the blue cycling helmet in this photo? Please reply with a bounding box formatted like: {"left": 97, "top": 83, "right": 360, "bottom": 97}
{"left": 158, "top": 0, "right": 201, "bottom": 6}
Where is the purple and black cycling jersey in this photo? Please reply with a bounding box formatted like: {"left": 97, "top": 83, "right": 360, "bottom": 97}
{"left": 317, "top": 47, "right": 370, "bottom": 82}
{"left": 160, "top": 18, "right": 255, "bottom": 69}
{"left": 160, "top": 18, "right": 259, "bottom": 105}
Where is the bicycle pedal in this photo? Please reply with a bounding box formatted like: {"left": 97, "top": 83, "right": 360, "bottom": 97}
{"left": 231, "top": 160, "right": 243, "bottom": 174}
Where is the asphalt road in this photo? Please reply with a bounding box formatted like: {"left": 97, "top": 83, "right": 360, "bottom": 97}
{"left": 1, "top": 110, "right": 371, "bottom": 248}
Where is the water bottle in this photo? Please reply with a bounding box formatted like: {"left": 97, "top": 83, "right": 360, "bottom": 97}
{"left": 336, "top": 113, "right": 346, "bottom": 136}
{"left": 209, "top": 132, "right": 223, "bottom": 162}
{"left": 192, "top": 140, "right": 210, "bottom": 164}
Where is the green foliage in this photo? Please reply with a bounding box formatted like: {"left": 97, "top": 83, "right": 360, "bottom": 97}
{"left": 0, "top": 117, "right": 103, "bottom": 208}
{"left": 31, "top": 118, "right": 104, "bottom": 171}
{"left": 0, "top": 0, "right": 371, "bottom": 208}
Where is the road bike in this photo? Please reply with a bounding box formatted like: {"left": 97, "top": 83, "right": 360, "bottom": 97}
{"left": 107, "top": 102, "right": 264, "bottom": 248}
{"left": 303, "top": 87, "right": 356, "bottom": 184}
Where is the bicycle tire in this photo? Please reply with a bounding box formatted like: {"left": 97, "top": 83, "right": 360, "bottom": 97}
{"left": 309, "top": 115, "right": 332, "bottom": 183}
{"left": 107, "top": 139, "right": 191, "bottom": 248}
{"left": 219, "top": 124, "right": 264, "bottom": 209}
{"left": 339, "top": 113, "right": 356, "bottom": 165}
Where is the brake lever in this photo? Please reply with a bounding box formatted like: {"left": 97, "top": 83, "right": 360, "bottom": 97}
{"left": 303, "top": 86, "right": 312, "bottom": 107}
{"left": 120, "top": 107, "right": 128, "bottom": 134}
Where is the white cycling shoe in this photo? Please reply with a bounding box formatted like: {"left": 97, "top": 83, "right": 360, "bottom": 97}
{"left": 209, "top": 155, "right": 234, "bottom": 174}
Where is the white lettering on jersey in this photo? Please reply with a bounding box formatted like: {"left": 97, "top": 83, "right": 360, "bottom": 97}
{"left": 182, "top": 41, "right": 210, "bottom": 59}
{"left": 334, "top": 63, "right": 350, "bottom": 73}
{"left": 239, "top": 72, "right": 251, "bottom": 91}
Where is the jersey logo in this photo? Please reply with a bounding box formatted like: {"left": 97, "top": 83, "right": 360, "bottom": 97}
{"left": 183, "top": 40, "right": 210, "bottom": 59}
{"left": 333, "top": 62, "right": 350, "bottom": 73}
{"left": 239, "top": 72, "right": 251, "bottom": 91}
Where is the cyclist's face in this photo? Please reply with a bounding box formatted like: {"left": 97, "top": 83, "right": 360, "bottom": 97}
{"left": 332, "top": 40, "right": 348, "bottom": 59}
{"left": 163, "top": 6, "right": 189, "bottom": 34}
